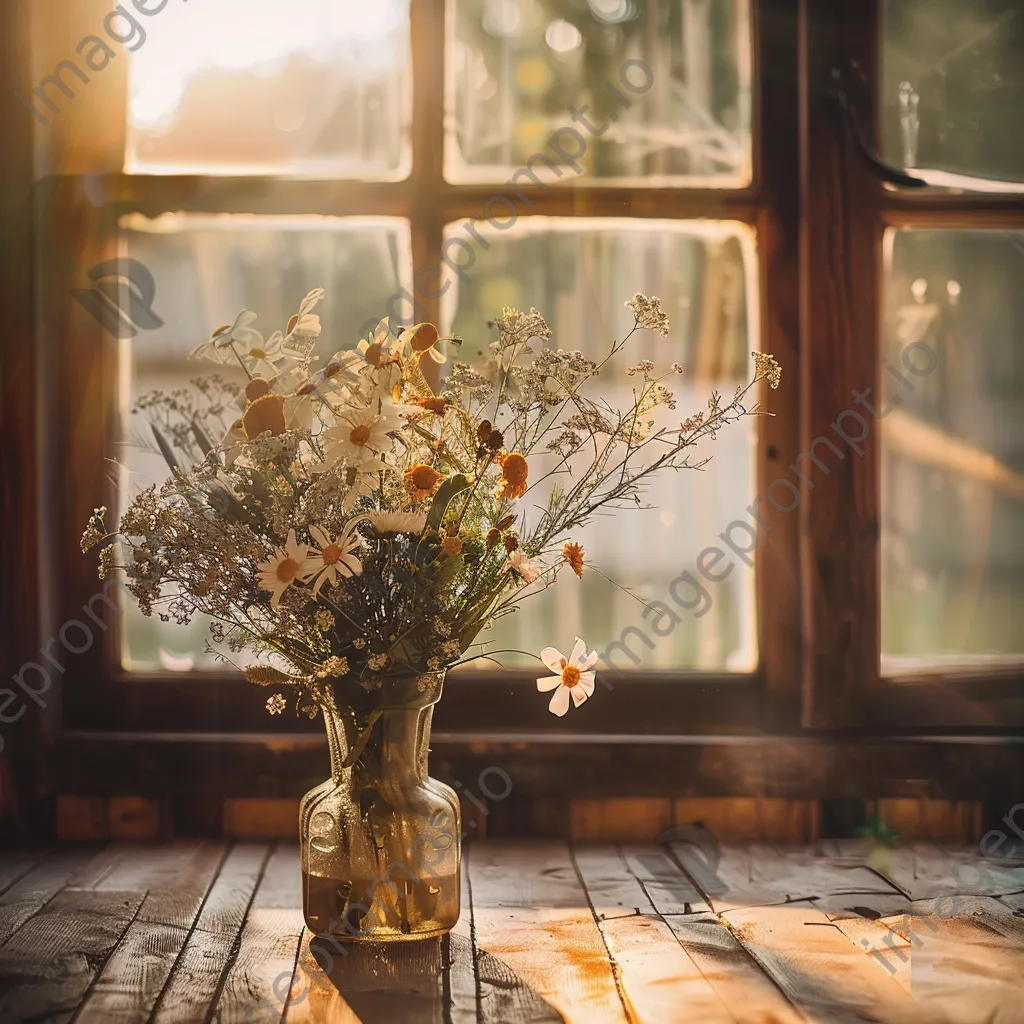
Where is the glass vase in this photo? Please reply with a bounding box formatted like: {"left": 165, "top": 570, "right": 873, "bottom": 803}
{"left": 299, "top": 671, "right": 461, "bottom": 941}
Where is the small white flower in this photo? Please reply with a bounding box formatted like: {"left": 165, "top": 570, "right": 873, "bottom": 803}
{"left": 190, "top": 309, "right": 263, "bottom": 363}
{"left": 624, "top": 294, "right": 670, "bottom": 337}
{"left": 303, "top": 523, "right": 363, "bottom": 596}
{"left": 504, "top": 549, "right": 543, "bottom": 583}
{"left": 323, "top": 405, "right": 403, "bottom": 462}
{"left": 536, "top": 637, "right": 599, "bottom": 717}
{"left": 256, "top": 529, "right": 317, "bottom": 610}
{"left": 366, "top": 510, "right": 427, "bottom": 534}
{"left": 267, "top": 693, "right": 287, "bottom": 715}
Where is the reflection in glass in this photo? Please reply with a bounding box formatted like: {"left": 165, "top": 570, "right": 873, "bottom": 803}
{"left": 882, "top": 230, "right": 1024, "bottom": 672}
{"left": 448, "top": 0, "right": 752, "bottom": 186}
{"left": 882, "top": 0, "right": 1024, "bottom": 189}
{"left": 442, "top": 218, "right": 758, "bottom": 672}
{"left": 127, "top": 0, "right": 410, "bottom": 176}
{"left": 117, "top": 214, "right": 411, "bottom": 670}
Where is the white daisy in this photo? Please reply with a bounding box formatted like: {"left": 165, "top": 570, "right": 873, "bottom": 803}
{"left": 256, "top": 529, "right": 316, "bottom": 610}
{"left": 504, "top": 549, "right": 544, "bottom": 583}
{"left": 239, "top": 330, "right": 286, "bottom": 378}
{"left": 339, "top": 454, "right": 393, "bottom": 510}
{"left": 366, "top": 510, "right": 427, "bottom": 534}
{"left": 189, "top": 309, "right": 263, "bottom": 363}
{"left": 323, "top": 405, "right": 403, "bottom": 462}
{"left": 303, "top": 523, "right": 363, "bottom": 596}
{"left": 536, "top": 637, "right": 599, "bottom": 717}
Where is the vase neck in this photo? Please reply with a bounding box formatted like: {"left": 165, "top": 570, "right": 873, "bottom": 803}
{"left": 325, "top": 705, "right": 434, "bottom": 785}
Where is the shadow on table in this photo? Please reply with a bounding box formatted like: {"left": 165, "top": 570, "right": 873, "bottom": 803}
{"left": 307, "top": 933, "right": 565, "bottom": 1022}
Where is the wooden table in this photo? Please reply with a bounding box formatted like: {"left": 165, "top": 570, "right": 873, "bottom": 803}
{"left": 1, "top": 839, "right": 1022, "bottom": 1023}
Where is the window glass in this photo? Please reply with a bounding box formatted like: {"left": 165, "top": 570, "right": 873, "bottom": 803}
{"left": 881, "top": 0, "right": 1024, "bottom": 190}
{"left": 447, "top": 0, "right": 752, "bottom": 186}
{"left": 126, "top": 0, "right": 411, "bottom": 176}
{"left": 442, "top": 217, "right": 759, "bottom": 673}
{"left": 116, "top": 214, "right": 411, "bottom": 670}
{"left": 882, "top": 229, "right": 1024, "bottom": 673}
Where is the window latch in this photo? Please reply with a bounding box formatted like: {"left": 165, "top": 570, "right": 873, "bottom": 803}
{"left": 832, "top": 67, "right": 927, "bottom": 188}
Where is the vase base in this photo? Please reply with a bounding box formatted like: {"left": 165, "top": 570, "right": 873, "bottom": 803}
{"left": 302, "top": 869, "right": 460, "bottom": 942}
{"left": 305, "top": 924, "right": 455, "bottom": 943}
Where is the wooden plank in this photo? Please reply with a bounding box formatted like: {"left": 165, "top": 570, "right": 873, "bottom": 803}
{"left": 721, "top": 901, "right": 931, "bottom": 1023}
{"left": 152, "top": 843, "right": 270, "bottom": 1024}
{"left": 620, "top": 845, "right": 710, "bottom": 916}
{"left": 661, "top": 914, "right": 803, "bottom": 1024}
{"left": 572, "top": 845, "right": 651, "bottom": 920}
{"left": 448, "top": 844, "right": 478, "bottom": 1023}
{"left": 210, "top": 844, "right": 305, "bottom": 1024}
{"left": 669, "top": 841, "right": 900, "bottom": 914}
{"left": 0, "top": 849, "right": 50, "bottom": 897}
{"left": 470, "top": 840, "right": 628, "bottom": 1024}
{"left": 573, "top": 845, "right": 734, "bottom": 1022}
{"left": 287, "top": 930, "right": 445, "bottom": 1024}
{"left": 878, "top": 842, "right": 1024, "bottom": 900}
{"left": 892, "top": 896, "right": 1024, "bottom": 1023}
{"left": 599, "top": 914, "right": 736, "bottom": 1024}
{"left": 75, "top": 842, "right": 227, "bottom": 1023}
{"left": 0, "top": 887, "right": 144, "bottom": 1024}
{"left": 0, "top": 847, "right": 110, "bottom": 948}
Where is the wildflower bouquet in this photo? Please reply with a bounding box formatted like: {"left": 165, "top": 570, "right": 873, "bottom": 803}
{"left": 83, "top": 289, "right": 780, "bottom": 720}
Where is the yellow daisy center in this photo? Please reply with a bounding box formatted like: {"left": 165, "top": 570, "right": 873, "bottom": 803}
{"left": 276, "top": 558, "right": 300, "bottom": 583}
{"left": 322, "top": 544, "right": 342, "bottom": 566}
{"left": 561, "top": 665, "right": 580, "bottom": 688}
{"left": 350, "top": 424, "right": 372, "bottom": 446}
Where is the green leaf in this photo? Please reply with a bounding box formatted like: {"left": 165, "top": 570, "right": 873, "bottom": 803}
{"left": 433, "top": 554, "right": 465, "bottom": 594}
{"left": 427, "top": 473, "right": 472, "bottom": 531}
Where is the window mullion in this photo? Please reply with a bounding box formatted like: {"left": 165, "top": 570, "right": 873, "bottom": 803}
{"left": 800, "top": 0, "right": 884, "bottom": 727}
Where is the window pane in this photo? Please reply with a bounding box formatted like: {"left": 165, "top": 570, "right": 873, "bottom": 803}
{"left": 126, "top": 1, "right": 410, "bottom": 176}
{"left": 882, "top": 229, "right": 1024, "bottom": 674}
{"left": 881, "top": 0, "right": 1024, "bottom": 191}
{"left": 442, "top": 218, "right": 758, "bottom": 673}
{"left": 447, "top": 0, "right": 752, "bottom": 186}
{"left": 116, "top": 215, "right": 411, "bottom": 671}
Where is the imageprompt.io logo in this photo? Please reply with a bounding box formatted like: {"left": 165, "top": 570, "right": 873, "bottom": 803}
{"left": 71, "top": 258, "right": 163, "bottom": 338}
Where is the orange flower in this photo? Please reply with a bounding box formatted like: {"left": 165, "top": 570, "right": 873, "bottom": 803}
{"left": 404, "top": 463, "right": 444, "bottom": 499}
{"left": 401, "top": 322, "right": 446, "bottom": 363}
{"left": 244, "top": 377, "right": 272, "bottom": 403}
{"left": 242, "top": 393, "right": 287, "bottom": 439}
{"left": 499, "top": 453, "right": 529, "bottom": 499}
{"left": 563, "top": 542, "right": 584, "bottom": 578}
{"left": 415, "top": 397, "right": 446, "bottom": 415}
{"left": 440, "top": 535, "right": 463, "bottom": 557}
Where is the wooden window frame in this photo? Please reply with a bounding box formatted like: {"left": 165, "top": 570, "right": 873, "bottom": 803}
{"left": 801, "top": 0, "right": 1024, "bottom": 733}
{"left": 4, "top": 0, "right": 1022, "bottom": 829}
